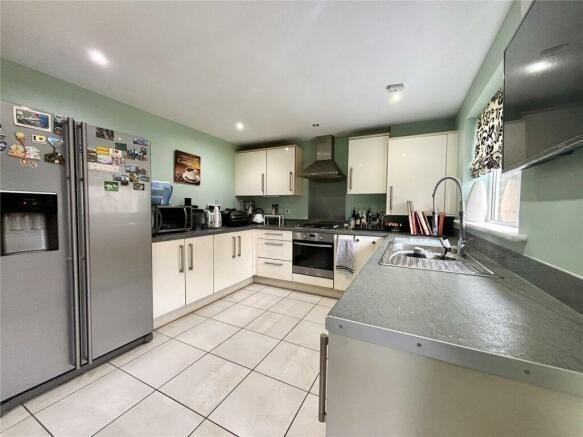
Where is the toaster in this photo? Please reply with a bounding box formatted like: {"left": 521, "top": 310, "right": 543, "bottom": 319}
{"left": 221, "top": 209, "right": 249, "bottom": 227}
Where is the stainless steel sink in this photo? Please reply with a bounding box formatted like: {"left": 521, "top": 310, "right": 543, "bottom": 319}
{"left": 380, "top": 237, "right": 496, "bottom": 277}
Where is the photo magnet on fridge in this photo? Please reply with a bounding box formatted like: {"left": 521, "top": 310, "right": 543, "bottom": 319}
{"left": 47, "top": 135, "right": 64, "bottom": 148}
{"left": 13, "top": 106, "right": 52, "bottom": 132}
{"left": 53, "top": 115, "right": 65, "bottom": 136}
{"left": 0, "top": 141, "right": 7, "bottom": 152}
{"left": 32, "top": 135, "right": 46, "bottom": 144}
{"left": 104, "top": 181, "right": 119, "bottom": 191}
{"left": 139, "top": 175, "right": 150, "bottom": 182}
{"left": 132, "top": 137, "right": 150, "bottom": 147}
{"left": 133, "top": 182, "right": 145, "bottom": 191}
{"left": 96, "top": 127, "right": 114, "bottom": 141}
{"left": 114, "top": 174, "right": 130, "bottom": 186}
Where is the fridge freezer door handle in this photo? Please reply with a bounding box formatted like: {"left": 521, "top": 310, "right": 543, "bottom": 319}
{"left": 66, "top": 118, "right": 81, "bottom": 370}
{"left": 78, "top": 122, "right": 94, "bottom": 364}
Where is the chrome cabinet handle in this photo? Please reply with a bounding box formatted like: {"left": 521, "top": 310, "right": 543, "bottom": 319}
{"left": 188, "top": 243, "right": 193, "bottom": 271}
{"left": 232, "top": 237, "right": 236, "bottom": 258}
{"left": 265, "top": 261, "right": 283, "bottom": 266}
{"left": 179, "top": 245, "right": 185, "bottom": 273}
{"left": 261, "top": 173, "right": 265, "bottom": 194}
{"left": 294, "top": 242, "right": 333, "bottom": 248}
{"left": 238, "top": 236, "right": 242, "bottom": 257}
{"left": 349, "top": 167, "right": 353, "bottom": 190}
{"left": 264, "top": 242, "right": 284, "bottom": 246}
{"left": 289, "top": 171, "right": 293, "bottom": 192}
{"left": 389, "top": 185, "right": 393, "bottom": 211}
{"left": 319, "top": 333, "right": 329, "bottom": 422}
{"left": 265, "top": 232, "right": 283, "bottom": 236}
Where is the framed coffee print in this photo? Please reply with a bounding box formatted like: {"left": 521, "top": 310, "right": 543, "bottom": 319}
{"left": 174, "top": 150, "right": 201, "bottom": 185}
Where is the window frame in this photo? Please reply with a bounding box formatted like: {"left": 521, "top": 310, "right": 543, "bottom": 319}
{"left": 487, "top": 168, "right": 521, "bottom": 228}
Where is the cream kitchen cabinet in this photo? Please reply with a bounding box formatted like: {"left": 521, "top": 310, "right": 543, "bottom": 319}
{"left": 153, "top": 236, "right": 214, "bottom": 319}
{"left": 185, "top": 236, "right": 214, "bottom": 305}
{"left": 213, "top": 230, "right": 253, "bottom": 291}
{"left": 235, "top": 149, "right": 266, "bottom": 196}
{"left": 347, "top": 135, "right": 388, "bottom": 194}
{"left": 386, "top": 132, "right": 458, "bottom": 215}
{"left": 235, "top": 146, "right": 303, "bottom": 196}
{"left": 266, "top": 146, "right": 304, "bottom": 195}
{"left": 152, "top": 239, "right": 186, "bottom": 318}
{"left": 334, "top": 236, "right": 383, "bottom": 291}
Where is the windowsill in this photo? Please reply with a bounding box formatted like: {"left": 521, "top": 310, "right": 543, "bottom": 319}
{"left": 462, "top": 220, "right": 528, "bottom": 242}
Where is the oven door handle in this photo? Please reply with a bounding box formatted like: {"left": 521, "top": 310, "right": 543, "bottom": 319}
{"left": 293, "top": 241, "right": 333, "bottom": 248}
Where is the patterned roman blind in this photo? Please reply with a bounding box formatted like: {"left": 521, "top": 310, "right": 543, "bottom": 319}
{"left": 470, "top": 89, "right": 503, "bottom": 178}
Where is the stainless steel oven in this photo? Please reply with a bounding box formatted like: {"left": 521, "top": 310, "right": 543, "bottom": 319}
{"left": 293, "top": 231, "right": 335, "bottom": 279}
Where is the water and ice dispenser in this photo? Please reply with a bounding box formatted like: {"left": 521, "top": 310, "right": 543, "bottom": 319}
{"left": 0, "top": 192, "right": 59, "bottom": 256}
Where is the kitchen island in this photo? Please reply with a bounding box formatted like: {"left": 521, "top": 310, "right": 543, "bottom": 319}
{"left": 324, "top": 235, "right": 583, "bottom": 436}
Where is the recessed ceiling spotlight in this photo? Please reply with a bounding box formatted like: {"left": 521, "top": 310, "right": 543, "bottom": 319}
{"left": 312, "top": 123, "right": 320, "bottom": 127}
{"left": 386, "top": 83, "right": 405, "bottom": 103}
{"left": 236, "top": 122, "right": 244, "bottom": 130}
{"left": 87, "top": 49, "right": 109, "bottom": 66}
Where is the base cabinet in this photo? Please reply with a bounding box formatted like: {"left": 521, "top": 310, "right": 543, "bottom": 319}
{"left": 152, "top": 239, "right": 186, "bottom": 318}
{"left": 334, "top": 236, "right": 383, "bottom": 291}
{"left": 185, "top": 236, "right": 214, "bottom": 304}
{"left": 214, "top": 230, "right": 253, "bottom": 291}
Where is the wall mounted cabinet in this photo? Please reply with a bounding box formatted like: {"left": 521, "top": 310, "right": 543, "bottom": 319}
{"left": 347, "top": 135, "right": 388, "bottom": 194}
{"left": 386, "top": 132, "right": 458, "bottom": 215}
{"left": 235, "top": 146, "right": 303, "bottom": 196}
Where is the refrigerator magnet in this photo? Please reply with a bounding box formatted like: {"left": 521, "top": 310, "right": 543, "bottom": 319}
{"left": 53, "top": 115, "right": 65, "bottom": 136}
{"left": 47, "top": 135, "right": 64, "bottom": 148}
{"left": 128, "top": 172, "right": 139, "bottom": 183}
{"left": 96, "top": 127, "right": 114, "bottom": 141}
{"left": 13, "top": 106, "right": 52, "bottom": 132}
{"left": 96, "top": 145, "right": 110, "bottom": 155}
{"left": 0, "top": 141, "right": 7, "bottom": 152}
{"left": 113, "top": 174, "right": 129, "bottom": 186}
{"left": 132, "top": 137, "right": 150, "bottom": 147}
{"left": 133, "top": 182, "right": 145, "bottom": 191}
{"left": 139, "top": 175, "right": 150, "bottom": 182}
{"left": 32, "top": 135, "right": 46, "bottom": 144}
{"left": 104, "top": 181, "right": 119, "bottom": 192}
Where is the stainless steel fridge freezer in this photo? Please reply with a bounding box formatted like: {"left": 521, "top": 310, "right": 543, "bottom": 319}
{"left": 0, "top": 101, "right": 153, "bottom": 408}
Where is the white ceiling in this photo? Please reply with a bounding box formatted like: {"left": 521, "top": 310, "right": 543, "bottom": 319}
{"left": 1, "top": 1, "right": 511, "bottom": 145}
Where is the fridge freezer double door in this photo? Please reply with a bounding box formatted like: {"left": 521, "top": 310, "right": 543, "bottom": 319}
{"left": 0, "top": 100, "right": 153, "bottom": 403}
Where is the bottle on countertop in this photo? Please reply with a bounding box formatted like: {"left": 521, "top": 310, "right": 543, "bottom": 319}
{"left": 350, "top": 209, "right": 357, "bottom": 229}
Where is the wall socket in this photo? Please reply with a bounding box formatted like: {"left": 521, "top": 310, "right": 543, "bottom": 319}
{"left": 284, "top": 208, "right": 290, "bottom": 214}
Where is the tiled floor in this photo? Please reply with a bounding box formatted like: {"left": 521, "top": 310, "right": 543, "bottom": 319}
{"left": 1, "top": 284, "right": 333, "bottom": 437}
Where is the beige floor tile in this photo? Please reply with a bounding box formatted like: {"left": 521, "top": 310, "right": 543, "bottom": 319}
{"left": 269, "top": 298, "right": 314, "bottom": 318}
{"left": 0, "top": 417, "right": 49, "bottom": 437}
{"left": 213, "top": 330, "right": 278, "bottom": 368}
{"left": 210, "top": 372, "right": 304, "bottom": 437}
{"left": 223, "top": 288, "right": 256, "bottom": 303}
{"left": 122, "top": 339, "right": 204, "bottom": 388}
{"left": 318, "top": 297, "right": 338, "bottom": 308}
{"left": 260, "top": 286, "right": 291, "bottom": 297}
{"left": 110, "top": 332, "right": 170, "bottom": 367}
{"left": 0, "top": 405, "right": 30, "bottom": 432}
{"left": 191, "top": 420, "right": 235, "bottom": 437}
{"left": 36, "top": 370, "right": 152, "bottom": 437}
{"left": 287, "top": 394, "right": 326, "bottom": 437}
{"left": 196, "top": 300, "right": 234, "bottom": 318}
{"left": 176, "top": 319, "right": 239, "bottom": 351}
{"left": 160, "top": 354, "right": 249, "bottom": 416}
{"left": 288, "top": 291, "right": 323, "bottom": 304}
{"left": 25, "top": 363, "right": 116, "bottom": 413}
{"left": 239, "top": 291, "right": 284, "bottom": 310}
{"left": 303, "top": 305, "right": 330, "bottom": 325}
{"left": 256, "top": 342, "right": 319, "bottom": 391}
{"left": 212, "top": 304, "right": 264, "bottom": 328}
{"left": 241, "top": 283, "right": 266, "bottom": 292}
{"left": 157, "top": 313, "right": 207, "bottom": 337}
{"left": 245, "top": 312, "right": 300, "bottom": 340}
{"left": 285, "top": 320, "right": 327, "bottom": 351}
{"left": 310, "top": 375, "right": 321, "bottom": 395}
{"left": 95, "top": 391, "right": 203, "bottom": 437}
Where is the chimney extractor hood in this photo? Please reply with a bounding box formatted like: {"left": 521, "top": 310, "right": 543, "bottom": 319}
{"left": 299, "top": 135, "right": 345, "bottom": 180}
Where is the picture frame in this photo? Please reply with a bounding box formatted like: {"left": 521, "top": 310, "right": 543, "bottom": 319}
{"left": 13, "top": 106, "right": 52, "bottom": 132}
{"left": 174, "top": 150, "right": 201, "bottom": 185}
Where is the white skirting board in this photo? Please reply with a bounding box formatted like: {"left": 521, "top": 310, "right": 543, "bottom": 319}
{"left": 254, "top": 275, "right": 342, "bottom": 299}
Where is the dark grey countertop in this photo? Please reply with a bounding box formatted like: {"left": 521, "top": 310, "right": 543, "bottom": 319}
{"left": 326, "top": 235, "right": 583, "bottom": 396}
{"left": 152, "top": 223, "right": 389, "bottom": 242}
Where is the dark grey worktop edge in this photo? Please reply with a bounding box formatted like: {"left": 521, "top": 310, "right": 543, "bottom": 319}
{"left": 326, "top": 315, "right": 583, "bottom": 398}
{"left": 152, "top": 225, "right": 390, "bottom": 242}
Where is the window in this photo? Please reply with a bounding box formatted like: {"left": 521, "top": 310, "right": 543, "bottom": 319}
{"left": 488, "top": 168, "right": 521, "bottom": 227}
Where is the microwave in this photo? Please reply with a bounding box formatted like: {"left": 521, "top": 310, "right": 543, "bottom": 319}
{"left": 152, "top": 205, "right": 191, "bottom": 234}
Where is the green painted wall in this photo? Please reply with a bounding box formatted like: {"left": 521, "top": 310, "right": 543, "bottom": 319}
{"left": 455, "top": 1, "right": 583, "bottom": 276}
{"left": 239, "top": 118, "right": 456, "bottom": 221}
{"left": 0, "top": 59, "right": 237, "bottom": 208}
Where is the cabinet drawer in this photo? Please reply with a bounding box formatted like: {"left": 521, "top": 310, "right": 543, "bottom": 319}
{"left": 257, "top": 258, "right": 292, "bottom": 281}
{"left": 257, "top": 239, "right": 292, "bottom": 260}
{"left": 256, "top": 230, "right": 292, "bottom": 241}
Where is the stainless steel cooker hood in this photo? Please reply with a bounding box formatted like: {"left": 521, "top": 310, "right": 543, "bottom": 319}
{"left": 299, "top": 135, "right": 345, "bottom": 180}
